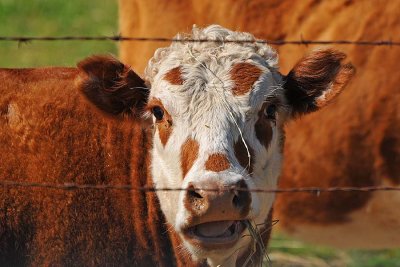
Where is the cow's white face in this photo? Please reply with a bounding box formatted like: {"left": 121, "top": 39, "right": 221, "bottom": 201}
{"left": 78, "top": 25, "right": 354, "bottom": 267}
{"left": 145, "top": 26, "right": 286, "bottom": 264}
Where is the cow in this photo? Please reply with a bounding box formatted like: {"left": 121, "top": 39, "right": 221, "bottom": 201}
{"left": 119, "top": 0, "right": 400, "bottom": 248}
{"left": 0, "top": 25, "right": 353, "bottom": 266}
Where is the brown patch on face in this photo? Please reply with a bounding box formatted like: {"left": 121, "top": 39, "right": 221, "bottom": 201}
{"left": 157, "top": 120, "right": 172, "bottom": 147}
{"left": 255, "top": 106, "right": 273, "bottom": 149}
{"left": 164, "top": 67, "right": 184, "bottom": 85}
{"left": 147, "top": 98, "right": 173, "bottom": 146}
{"left": 180, "top": 138, "right": 200, "bottom": 178}
{"left": 205, "top": 153, "right": 230, "bottom": 172}
{"left": 234, "top": 139, "right": 255, "bottom": 174}
{"left": 230, "top": 63, "right": 262, "bottom": 96}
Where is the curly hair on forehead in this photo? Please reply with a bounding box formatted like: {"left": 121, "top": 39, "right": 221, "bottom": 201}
{"left": 144, "top": 25, "right": 279, "bottom": 84}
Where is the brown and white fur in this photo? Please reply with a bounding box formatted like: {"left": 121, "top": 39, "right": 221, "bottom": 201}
{"left": 0, "top": 25, "right": 353, "bottom": 266}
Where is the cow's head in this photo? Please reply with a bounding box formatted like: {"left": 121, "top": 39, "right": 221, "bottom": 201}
{"left": 77, "top": 25, "right": 354, "bottom": 266}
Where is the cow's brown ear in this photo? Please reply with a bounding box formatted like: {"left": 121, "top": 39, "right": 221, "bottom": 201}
{"left": 283, "top": 49, "right": 355, "bottom": 117}
{"left": 77, "top": 55, "right": 148, "bottom": 118}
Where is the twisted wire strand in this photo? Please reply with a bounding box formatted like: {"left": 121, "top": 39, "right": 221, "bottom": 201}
{"left": 0, "top": 35, "right": 399, "bottom": 46}
{"left": 0, "top": 180, "right": 399, "bottom": 193}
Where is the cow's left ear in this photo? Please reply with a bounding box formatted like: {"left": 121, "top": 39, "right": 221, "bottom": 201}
{"left": 283, "top": 49, "right": 355, "bottom": 117}
{"left": 77, "top": 55, "right": 149, "bottom": 119}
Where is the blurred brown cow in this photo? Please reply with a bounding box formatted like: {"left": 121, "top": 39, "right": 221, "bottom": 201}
{"left": 119, "top": 0, "right": 400, "bottom": 248}
{"left": 0, "top": 66, "right": 165, "bottom": 266}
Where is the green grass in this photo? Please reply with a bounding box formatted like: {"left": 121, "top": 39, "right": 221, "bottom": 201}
{"left": 268, "top": 233, "right": 400, "bottom": 267}
{"left": 348, "top": 250, "right": 400, "bottom": 267}
{"left": 0, "top": 0, "right": 118, "bottom": 67}
{"left": 1, "top": 1, "right": 399, "bottom": 265}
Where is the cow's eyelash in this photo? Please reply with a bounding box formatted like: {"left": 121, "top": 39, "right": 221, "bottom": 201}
{"left": 145, "top": 104, "right": 158, "bottom": 113}
{"left": 263, "top": 96, "right": 281, "bottom": 106}
{"left": 264, "top": 95, "right": 291, "bottom": 112}
{"left": 145, "top": 98, "right": 165, "bottom": 113}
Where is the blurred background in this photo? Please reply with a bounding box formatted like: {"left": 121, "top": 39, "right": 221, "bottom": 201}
{"left": 1, "top": 1, "right": 399, "bottom": 266}
{"left": 0, "top": 0, "right": 117, "bottom": 67}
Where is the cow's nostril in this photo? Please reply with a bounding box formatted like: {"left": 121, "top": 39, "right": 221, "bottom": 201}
{"left": 232, "top": 194, "right": 240, "bottom": 208}
{"left": 187, "top": 184, "right": 203, "bottom": 199}
{"left": 232, "top": 190, "right": 247, "bottom": 209}
{"left": 231, "top": 180, "right": 251, "bottom": 213}
{"left": 188, "top": 189, "right": 203, "bottom": 199}
{"left": 186, "top": 183, "right": 206, "bottom": 213}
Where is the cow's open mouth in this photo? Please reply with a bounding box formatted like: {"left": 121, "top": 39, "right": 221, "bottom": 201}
{"left": 183, "top": 220, "right": 245, "bottom": 248}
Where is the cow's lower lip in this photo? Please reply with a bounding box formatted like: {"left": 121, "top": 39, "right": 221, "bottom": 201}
{"left": 183, "top": 220, "right": 245, "bottom": 248}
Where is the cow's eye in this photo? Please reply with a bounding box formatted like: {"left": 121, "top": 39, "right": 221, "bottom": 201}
{"left": 264, "top": 104, "right": 277, "bottom": 120}
{"left": 152, "top": 106, "right": 164, "bottom": 121}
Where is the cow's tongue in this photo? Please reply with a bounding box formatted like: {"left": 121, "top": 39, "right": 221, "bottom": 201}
{"left": 195, "top": 221, "right": 234, "bottom": 238}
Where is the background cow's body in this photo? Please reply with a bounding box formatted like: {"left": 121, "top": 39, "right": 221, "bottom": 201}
{"left": 119, "top": 0, "right": 400, "bottom": 248}
{"left": 0, "top": 68, "right": 198, "bottom": 266}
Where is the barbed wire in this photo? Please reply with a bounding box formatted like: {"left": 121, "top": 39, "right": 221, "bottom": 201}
{"left": 0, "top": 35, "right": 399, "bottom": 46}
{"left": 0, "top": 180, "right": 399, "bottom": 193}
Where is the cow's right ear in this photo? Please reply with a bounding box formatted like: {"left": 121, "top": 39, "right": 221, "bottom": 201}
{"left": 77, "top": 55, "right": 149, "bottom": 119}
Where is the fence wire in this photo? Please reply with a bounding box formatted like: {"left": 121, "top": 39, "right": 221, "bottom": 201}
{"left": 0, "top": 180, "right": 399, "bottom": 193}
{"left": 0, "top": 35, "right": 399, "bottom": 46}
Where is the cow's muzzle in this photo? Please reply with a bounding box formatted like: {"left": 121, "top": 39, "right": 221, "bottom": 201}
{"left": 182, "top": 179, "right": 251, "bottom": 248}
